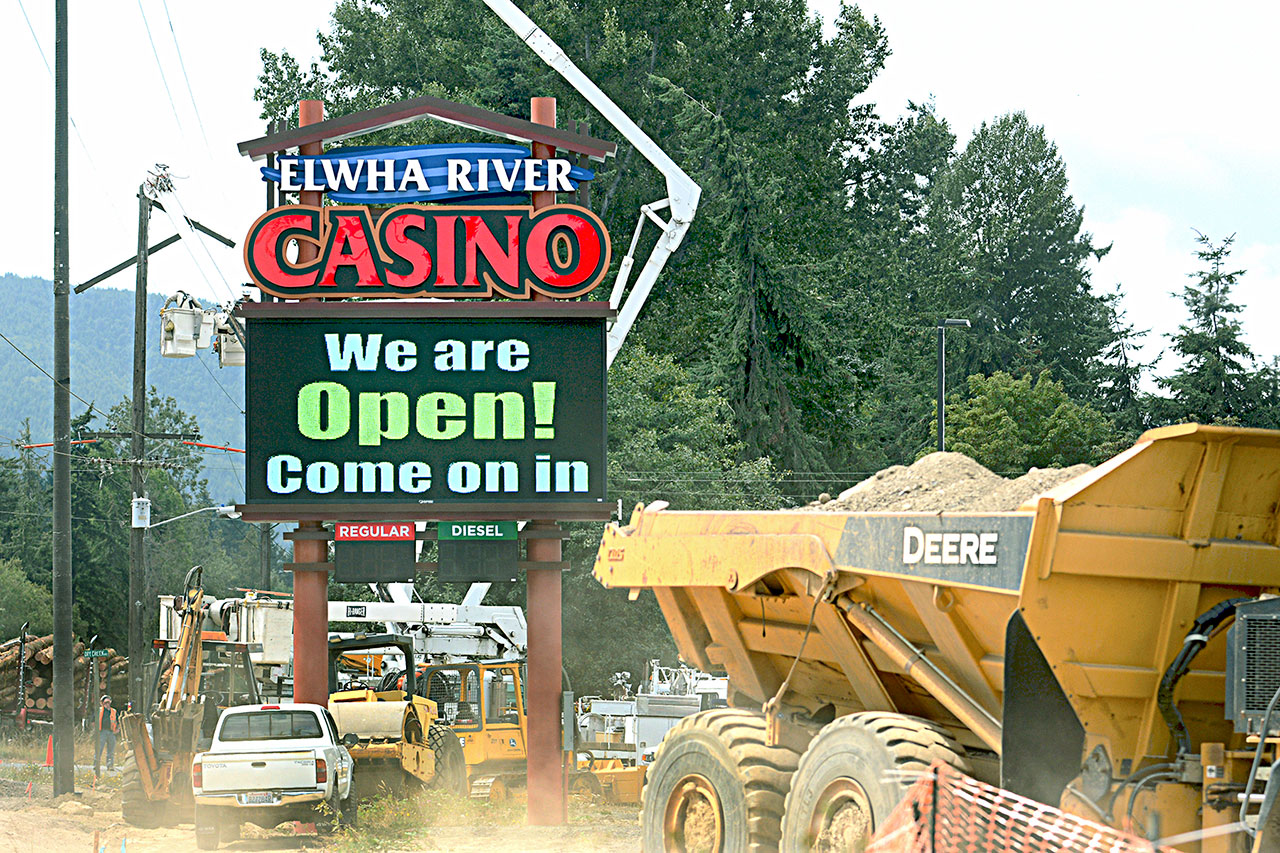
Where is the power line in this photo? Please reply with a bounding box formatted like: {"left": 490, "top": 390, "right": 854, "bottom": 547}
{"left": 135, "top": 0, "right": 185, "bottom": 137}
{"left": 194, "top": 349, "right": 245, "bottom": 414}
{"left": 0, "top": 427, "right": 31, "bottom": 446}
{"left": 14, "top": 0, "right": 128, "bottom": 222}
{"left": 16, "top": 433, "right": 199, "bottom": 467}
{"left": 0, "top": 507, "right": 124, "bottom": 525}
{"left": 187, "top": 445, "right": 247, "bottom": 457}
{"left": 153, "top": 192, "right": 222, "bottom": 297}
{"left": 21, "top": 448, "right": 182, "bottom": 469}
{"left": 163, "top": 181, "right": 243, "bottom": 303}
{"left": 160, "top": 0, "right": 209, "bottom": 149}
{"left": 0, "top": 329, "right": 96, "bottom": 415}
{"left": 152, "top": 183, "right": 242, "bottom": 307}
{"left": 224, "top": 454, "right": 246, "bottom": 494}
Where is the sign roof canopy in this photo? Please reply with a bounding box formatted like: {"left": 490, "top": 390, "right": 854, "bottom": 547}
{"left": 237, "top": 94, "right": 618, "bottom": 163}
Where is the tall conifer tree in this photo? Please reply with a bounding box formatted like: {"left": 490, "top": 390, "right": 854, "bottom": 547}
{"left": 1156, "top": 233, "right": 1259, "bottom": 424}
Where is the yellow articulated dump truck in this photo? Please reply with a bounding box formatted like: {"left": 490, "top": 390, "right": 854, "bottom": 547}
{"left": 594, "top": 424, "right": 1280, "bottom": 852}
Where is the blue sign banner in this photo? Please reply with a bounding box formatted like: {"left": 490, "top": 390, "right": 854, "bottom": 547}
{"left": 260, "top": 143, "right": 594, "bottom": 205}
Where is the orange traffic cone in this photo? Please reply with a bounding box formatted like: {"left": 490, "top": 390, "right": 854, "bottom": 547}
{"left": 41, "top": 734, "right": 53, "bottom": 767}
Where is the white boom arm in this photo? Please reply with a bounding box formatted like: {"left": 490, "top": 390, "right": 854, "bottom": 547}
{"left": 331, "top": 598, "right": 528, "bottom": 663}
{"left": 481, "top": 0, "right": 702, "bottom": 365}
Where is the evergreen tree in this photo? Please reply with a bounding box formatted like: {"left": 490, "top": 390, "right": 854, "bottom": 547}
{"left": 1095, "top": 284, "right": 1151, "bottom": 437}
{"left": 1253, "top": 357, "right": 1280, "bottom": 429}
{"left": 257, "top": 0, "right": 891, "bottom": 482}
{"left": 1156, "top": 233, "right": 1259, "bottom": 424}
{"left": 844, "top": 102, "right": 958, "bottom": 468}
{"left": 0, "top": 393, "right": 262, "bottom": 648}
{"left": 924, "top": 112, "right": 1114, "bottom": 399}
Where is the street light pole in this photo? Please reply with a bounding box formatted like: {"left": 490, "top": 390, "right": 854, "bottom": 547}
{"left": 137, "top": 504, "right": 238, "bottom": 530}
{"left": 936, "top": 319, "right": 971, "bottom": 452}
{"left": 936, "top": 325, "right": 944, "bottom": 452}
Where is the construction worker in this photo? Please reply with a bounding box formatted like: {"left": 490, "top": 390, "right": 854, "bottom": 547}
{"left": 94, "top": 695, "right": 118, "bottom": 775}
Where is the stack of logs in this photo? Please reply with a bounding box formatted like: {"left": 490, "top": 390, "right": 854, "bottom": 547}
{"left": 0, "top": 634, "right": 129, "bottom": 716}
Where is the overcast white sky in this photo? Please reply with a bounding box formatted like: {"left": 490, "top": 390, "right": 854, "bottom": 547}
{"left": 4, "top": 1, "right": 1276, "bottom": 376}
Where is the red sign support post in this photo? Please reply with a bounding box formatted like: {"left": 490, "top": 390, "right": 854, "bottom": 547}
{"left": 525, "top": 96, "right": 568, "bottom": 826}
{"left": 290, "top": 99, "right": 332, "bottom": 707}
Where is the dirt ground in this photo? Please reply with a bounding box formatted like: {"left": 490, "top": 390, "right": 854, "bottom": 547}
{"left": 0, "top": 780, "right": 641, "bottom": 853}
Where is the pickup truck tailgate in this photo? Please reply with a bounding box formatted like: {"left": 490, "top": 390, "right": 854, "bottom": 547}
{"left": 201, "top": 751, "right": 317, "bottom": 792}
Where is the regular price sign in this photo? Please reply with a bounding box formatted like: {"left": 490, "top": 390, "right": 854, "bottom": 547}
{"left": 334, "top": 521, "right": 418, "bottom": 584}
{"left": 242, "top": 304, "right": 608, "bottom": 519}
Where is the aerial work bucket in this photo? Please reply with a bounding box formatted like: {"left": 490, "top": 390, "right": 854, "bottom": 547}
{"left": 159, "top": 292, "right": 207, "bottom": 358}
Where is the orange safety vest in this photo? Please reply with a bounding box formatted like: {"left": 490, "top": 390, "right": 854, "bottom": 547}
{"left": 97, "top": 706, "right": 117, "bottom": 733}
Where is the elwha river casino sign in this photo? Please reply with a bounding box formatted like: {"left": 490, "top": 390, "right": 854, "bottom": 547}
{"left": 245, "top": 150, "right": 609, "bottom": 300}
{"left": 238, "top": 142, "right": 611, "bottom": 520}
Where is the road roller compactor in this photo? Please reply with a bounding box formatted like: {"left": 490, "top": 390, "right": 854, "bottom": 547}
{"left": 327, "top": 634, "right": 468, "bottom": 795}
{"left": 594, "top": 424, "right": 1280, "bottom": 852}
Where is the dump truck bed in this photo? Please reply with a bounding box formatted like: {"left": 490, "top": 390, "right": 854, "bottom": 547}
{"left": 594, "top": 424, "right": 1280, "bottom": 778}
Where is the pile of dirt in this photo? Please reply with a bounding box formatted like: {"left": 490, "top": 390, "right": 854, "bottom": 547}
{"left": 805, "top": 452, "right": 1092, "bottom": 513}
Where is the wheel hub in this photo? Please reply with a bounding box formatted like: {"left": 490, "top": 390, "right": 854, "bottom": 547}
{"left": 809, "top": 777, "right": 873, "bottom": 852}
{"left": 663, "top": 773, "right": 724, "bottom": 853}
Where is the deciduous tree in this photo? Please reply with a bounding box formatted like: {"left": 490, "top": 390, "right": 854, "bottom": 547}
{"left": 940, "top": 370, "right": 1116, "bottom": 471}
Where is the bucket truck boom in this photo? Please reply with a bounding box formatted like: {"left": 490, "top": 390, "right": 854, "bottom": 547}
{"left": 481, "top": 0, "right": 702, "bottom": 365}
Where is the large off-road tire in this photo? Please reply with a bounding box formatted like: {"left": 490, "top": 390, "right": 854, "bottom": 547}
{"left": 120, "top": 751, "right": 161, "bottom": 829}
{"left": 779, "top": 712, "right": 969, "bottom": 852}
{"left": 193, "top": 803, "right": 221, "bottom": 850}
{"left": 426, "top": 724, "right": 468, "bottom": 795}
{"left": 641, "top": 709, "right": 800, "bottom": 853}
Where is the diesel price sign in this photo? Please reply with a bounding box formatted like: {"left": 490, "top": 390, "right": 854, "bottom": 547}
{"left": 242, "top": 304, "right": 607, "bottom": 518}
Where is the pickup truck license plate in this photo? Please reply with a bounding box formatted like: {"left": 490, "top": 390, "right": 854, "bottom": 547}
{"left": 238, "top": 792, "right": 278, "bottom": 805}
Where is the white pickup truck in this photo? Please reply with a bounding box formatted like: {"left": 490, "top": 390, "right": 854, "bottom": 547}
{"left": 191, "top": 702, "right": 358, "bottom": 849}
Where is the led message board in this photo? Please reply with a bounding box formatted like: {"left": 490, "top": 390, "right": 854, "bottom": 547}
{"left": 240, "top": 303, "right": 608, "bottom": 521}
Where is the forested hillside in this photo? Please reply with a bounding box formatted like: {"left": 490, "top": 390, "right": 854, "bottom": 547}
{"left": 0, "top": 274, "right": 245, "bottom": 502}
{"left": 0, "top": 276, "right": 256, "bottom": 650}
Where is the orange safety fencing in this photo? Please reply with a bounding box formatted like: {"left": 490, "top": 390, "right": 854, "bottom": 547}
{"left": 866, "top": 763, "right": 1178, "bottom": 853}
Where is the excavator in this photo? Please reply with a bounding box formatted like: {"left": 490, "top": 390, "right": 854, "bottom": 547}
{"left": 120, "top": 567, "right": 262, "bottom": 827}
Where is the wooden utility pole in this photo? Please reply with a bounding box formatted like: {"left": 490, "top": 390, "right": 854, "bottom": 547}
{"left": 129, "top": 187, "right": 152, "bottom": 711}
{"left": 51, "top": 0, "right": 74, "bottom": 795}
